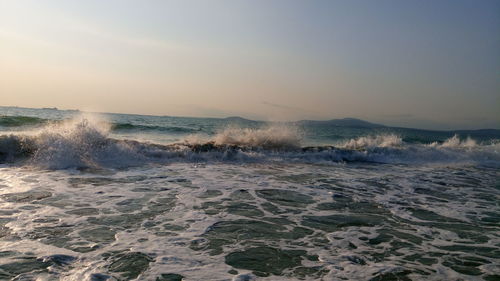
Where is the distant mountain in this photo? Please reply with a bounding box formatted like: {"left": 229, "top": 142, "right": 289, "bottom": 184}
{"left": 451, "top": 129, "right": 500, "bottom": 138}
{"left": 297, "top": 118, "right": 385, "bottom": 128}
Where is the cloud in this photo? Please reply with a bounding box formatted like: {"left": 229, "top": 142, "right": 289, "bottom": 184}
{"left": 261, "top": 101, "right": 302, "bottom": 111}
{"left": 378, "top": 113, "right": 414, "bottom": 119}
{"left": 63, "top": 21, "right": 194, "bottom": 54}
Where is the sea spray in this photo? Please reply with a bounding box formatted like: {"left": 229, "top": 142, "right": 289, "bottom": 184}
{"left": 212, "top": 124, "right": 302, "bottom": 149}
{"left": 25, "top": 114, "right": 145, "bottom": 169}
{"left": 0, "top": 116, "right": 499, "bottom": 169}
{"left": 429, "top": 134, "right": 477, "bottom": 148}
{"left": 0, "top": 107, "right": 499, "bottom": 280}
{"left": 340, "top": 134, "right": 403, "bottom": 149}
{"left": 31, "top": 115, "right": 110, "bottom": 169}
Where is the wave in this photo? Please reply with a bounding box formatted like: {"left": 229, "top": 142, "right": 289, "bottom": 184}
{"left": 0, "top": 117, "right": 498, "bottom": 169}
{"left": 429, "top": 134, "right": 477, "bottom": 148}
{"left": 0, "top": 115, "right": 48, "bottom": 127}
{"left": 189, "top": 125, "right": 302, "bottom": 150}
{"left": 0, "top": 114, "right": 199, "bottom": 134}
{"left": 340, "top": 134, "right": 403, "bottom": 149}
{"left": 111, "top": 123, "right": 199, "bottom": 133}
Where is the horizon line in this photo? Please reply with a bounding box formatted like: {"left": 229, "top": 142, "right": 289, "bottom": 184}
{"left": 0, "top": 105, "right": 499, "bottom": 132}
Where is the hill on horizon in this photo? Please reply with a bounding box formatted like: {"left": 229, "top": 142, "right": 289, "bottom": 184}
{"left": 296, "top": 118, "right": 385, "bottom": 128}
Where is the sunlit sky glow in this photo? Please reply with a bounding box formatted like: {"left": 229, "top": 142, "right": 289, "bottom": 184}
{"left": 0, "top": 0, "right": 499, "bottom": 129}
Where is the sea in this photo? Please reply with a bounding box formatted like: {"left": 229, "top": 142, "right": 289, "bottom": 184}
{"left": 0, "top": 106, "right": 498, "bottom": 281}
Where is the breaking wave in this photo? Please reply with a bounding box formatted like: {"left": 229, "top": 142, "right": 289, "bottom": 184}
{"left": 429, "top": 134, "right": 477, "bottom": 148}
{"left": 186, "top": 125, "right": 302, "bottom": 150}
{"left": 0, "top": 116, "right": 498, "bottom": 169}
{"left": 0, "top": 115, "right": 199, "bottom": 134}
{"left": 340, "top": 134, "right": 403, "bottom": 149}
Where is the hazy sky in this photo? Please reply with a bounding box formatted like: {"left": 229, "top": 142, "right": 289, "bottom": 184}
{"left": 1, "top": 0, "right": 499, "bottom": 129}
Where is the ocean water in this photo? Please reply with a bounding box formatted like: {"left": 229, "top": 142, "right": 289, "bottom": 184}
{"left": 0, "top": 106, "right": 499, "bottom": 281}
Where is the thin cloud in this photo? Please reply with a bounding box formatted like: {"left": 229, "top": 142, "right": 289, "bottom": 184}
{"left": 261, "top": 101, "right": 302, "bottom": 111}
{"left": 379, "top": 113, "right": 414, "bottom": 119}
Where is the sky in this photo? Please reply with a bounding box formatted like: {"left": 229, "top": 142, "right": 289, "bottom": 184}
{"left": 0, "top": 0, "right": 499, "bottom": 129}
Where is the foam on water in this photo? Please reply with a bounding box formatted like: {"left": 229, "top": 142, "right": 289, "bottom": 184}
{"left": 0, "top": 162, "right": 498, "bottom": 280}
{"left": 1, "top": 107, "right": 500, "bottom": 280}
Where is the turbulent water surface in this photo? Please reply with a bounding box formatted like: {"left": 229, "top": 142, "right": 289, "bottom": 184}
{"left": 0, "top": 106, "right": 499, "bottom": 281}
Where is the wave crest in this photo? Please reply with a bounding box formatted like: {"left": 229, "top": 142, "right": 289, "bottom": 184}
{"left": 1, "top": 115, "right": 149, "bottom": 169}
{"left": 341, "top": 134, "right": 403, "bottom": 149}
{"left": 430, "top": 134, "right": 477, "bottom": 148}
{"left": 0, "top": 116, "right": 498, "bottom": 169}
{"left": 31, "top": 116, "right": 110, "bottom": 168}
{"left": 188, "top": 125, "right": 302, "bottom": 150}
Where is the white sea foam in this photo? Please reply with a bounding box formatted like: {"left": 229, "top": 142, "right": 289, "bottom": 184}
{"left": 191, "top": 124, "right": 303, "bottom": 149}
{"left": 1, "top": 162, "right": 498, "bottom": 280}
{"left": 429, "top": 134, "right": 477, "bottom": 148}
{"left": 27, "top": 115, "right": 144, "bottom": 169}
{"left": 0, "top": 116, "right": 499, "bottom": 169}
{"left": 340, "top": 134, "right": 403, "bottom": 149}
